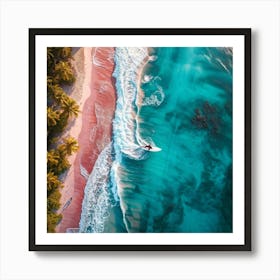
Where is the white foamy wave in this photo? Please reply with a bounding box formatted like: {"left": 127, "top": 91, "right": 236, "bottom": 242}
{"left": 149, "top": 55, "right": 157, "bottom": 61}
{"left": 142, "top": 75, "right": 164, "bottom": 106}
{"left": 142, "top": 85, "right": 165, "bottom": 107}
{"left": 110, "top": 161, "right": 130, "bottom": 231}
{"left": 79, "top": 143, "right": 117, "bottom": 233}
{"left": 113, "top": 47, "right": 149, "bottom": 160}
{"left": 142, "top": 74, "right": 153, "bottom": 83}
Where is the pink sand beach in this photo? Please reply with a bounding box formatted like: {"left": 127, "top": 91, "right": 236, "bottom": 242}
{"left": 56, "top": 47, "right": 116, "bottom": 233}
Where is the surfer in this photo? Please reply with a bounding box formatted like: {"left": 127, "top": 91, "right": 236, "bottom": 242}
{"left": 144, "top": 144, "right": 152, "bottom": 150}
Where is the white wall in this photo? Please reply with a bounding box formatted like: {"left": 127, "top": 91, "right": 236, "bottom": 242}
{"left": 0, "top": 0, "right": 279, "bottom": 279}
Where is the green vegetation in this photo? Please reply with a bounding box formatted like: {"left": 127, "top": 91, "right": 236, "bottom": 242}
{"left": 47, "top": 47, "right": 79, "bottom": 232}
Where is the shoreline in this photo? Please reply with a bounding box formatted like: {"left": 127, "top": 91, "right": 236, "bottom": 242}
{"left": 56, "top": 47, "right": 116, "bottom": 233}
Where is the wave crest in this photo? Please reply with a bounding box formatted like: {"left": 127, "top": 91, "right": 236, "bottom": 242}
{"left": 112, "top": 47, "right": 149, "bottom": 160}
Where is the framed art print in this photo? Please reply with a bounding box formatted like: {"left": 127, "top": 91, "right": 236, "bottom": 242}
{"left": 29, "top": 28, "right": 251, "bottom": 251}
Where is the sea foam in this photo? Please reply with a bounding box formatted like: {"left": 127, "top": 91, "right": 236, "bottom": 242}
{"left": 79, "top": 143, "right": 117, "bottom": 233}
{"left": 112, "top": 47, "right": 150, "bottom": 160}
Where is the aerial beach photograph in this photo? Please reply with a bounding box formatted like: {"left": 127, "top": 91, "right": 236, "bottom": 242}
{"left": 46, "top": 46, "right": 233, "bottom": 234}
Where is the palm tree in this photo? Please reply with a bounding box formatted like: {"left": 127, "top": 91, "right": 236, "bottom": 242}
{"left": 54, "top": 61, "right": 75, "bottom": 84}
{"left": 47, "top": 150, "right": 60, "bottom": 171}
{"left": 47, "top": 172, "right": 62, "bottom": 193}
{"left": 61, "top": 98, "right": 80, "bottom": 119}
{"left": 59, "top": 47, "right": 72, "bottom": 59}
{"left": 47, "top": 149, "right": 71, "bottom": 174}
{"left": 47, "top": 76, "right": 54, "bottom": 88}
{"left": 47, "top": 48, "right": 58, "bottom": 75}
{"left": 47, "top": 107, "right": 60, "bottom": 128}
{"left": 58, "top": 137, "right": 79, "bottom": 156}
{"left": 47, "top": 212, "right": 62, "bottom": 233}
{"left": 47, "top": 48, "right": 54, "bottom": 60}
{"left": 47, "top": 189, "right": 61, "bottom": 212}
{"left": 48, "top": 84, "right": 68, "bottom": 106}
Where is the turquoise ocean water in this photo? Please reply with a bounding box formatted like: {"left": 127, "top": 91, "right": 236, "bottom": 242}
{"left": 79, "top": 47, "right": 233, "bottom": 233}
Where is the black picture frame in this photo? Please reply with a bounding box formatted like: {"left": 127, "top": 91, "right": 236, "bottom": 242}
{"left": 29, "top": 28, "right": 251, "bottom": 251}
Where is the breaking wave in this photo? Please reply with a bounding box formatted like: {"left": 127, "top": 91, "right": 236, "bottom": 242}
{"left": 79, "top": 143, "right": 118, "bottom": 233}
{"left": 112, "top": 47, "right": 151, "bottom": 160}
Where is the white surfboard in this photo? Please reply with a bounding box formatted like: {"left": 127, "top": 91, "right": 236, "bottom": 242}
{"left": 143, "top": 146, "right": 162, "bottom": 152}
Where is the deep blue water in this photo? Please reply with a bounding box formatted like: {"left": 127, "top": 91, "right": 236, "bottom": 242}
{"left": 79, "top": 47, "right": 233, "bottom": 233}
